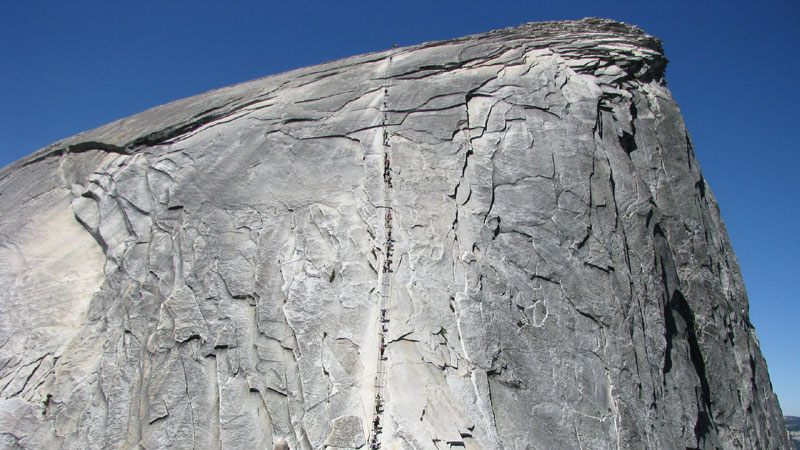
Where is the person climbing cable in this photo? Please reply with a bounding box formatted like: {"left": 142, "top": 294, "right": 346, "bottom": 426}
{"left": 273, "top": 437, "right": 289, "bottom": 450}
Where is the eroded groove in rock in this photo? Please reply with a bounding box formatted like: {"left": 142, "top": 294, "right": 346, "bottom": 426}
{"left": 0, "top": 18, "right": 790, "bottom": 450}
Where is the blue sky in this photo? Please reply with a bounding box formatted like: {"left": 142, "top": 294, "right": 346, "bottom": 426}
{"left": 1, "top": 1, "right": 798, "bottom": 415}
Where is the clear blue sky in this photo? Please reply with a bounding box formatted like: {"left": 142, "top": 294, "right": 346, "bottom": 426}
{"left": 1, "top": 0, "right": 798, "bottom": 415}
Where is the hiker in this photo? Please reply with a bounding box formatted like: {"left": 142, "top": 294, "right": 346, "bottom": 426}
{"left": 273, "top": 437, "right": 289, "bottom": 450}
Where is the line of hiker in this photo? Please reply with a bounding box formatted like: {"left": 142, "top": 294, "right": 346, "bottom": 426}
{"left": 383, "top": 153, "right": 392, "bottom": 187}
{"left": 371, "top": 51, "right": 395, "bottom": 450}
{"left": 373, "top": 164, "right": 392, "bottom": 445}
{"left": 383, "top": 155, "right": 394, "bottom": 273}
{"left": 371, "top": 307, "right": 388, "bottom": 445}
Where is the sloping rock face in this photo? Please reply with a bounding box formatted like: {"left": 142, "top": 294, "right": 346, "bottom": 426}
{"left": 0, "top": 18, "right": 790, "bottom": 449}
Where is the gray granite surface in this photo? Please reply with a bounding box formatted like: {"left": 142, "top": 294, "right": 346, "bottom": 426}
{"left": 0, "top": 18, "right": 791, "bottom": 449}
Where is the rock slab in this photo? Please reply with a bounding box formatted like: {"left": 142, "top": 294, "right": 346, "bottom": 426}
{"left": 0, "top": 18, "right": 791, "bottom": 449}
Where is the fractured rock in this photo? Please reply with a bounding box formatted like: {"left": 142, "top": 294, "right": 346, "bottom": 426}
{"left": 323, "top": 415, "right": 364, "bottom": 449}
{"left": 0, "top": 18, "right": 791, "bottom": 450}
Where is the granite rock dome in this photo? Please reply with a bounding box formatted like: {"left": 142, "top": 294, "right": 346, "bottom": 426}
{"left": 0, "top": 18, "right": 790, "bottom": 449}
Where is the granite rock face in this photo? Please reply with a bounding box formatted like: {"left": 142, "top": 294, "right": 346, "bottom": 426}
{"left": 0, "top": 18, "right": 791, "bottom": 449}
